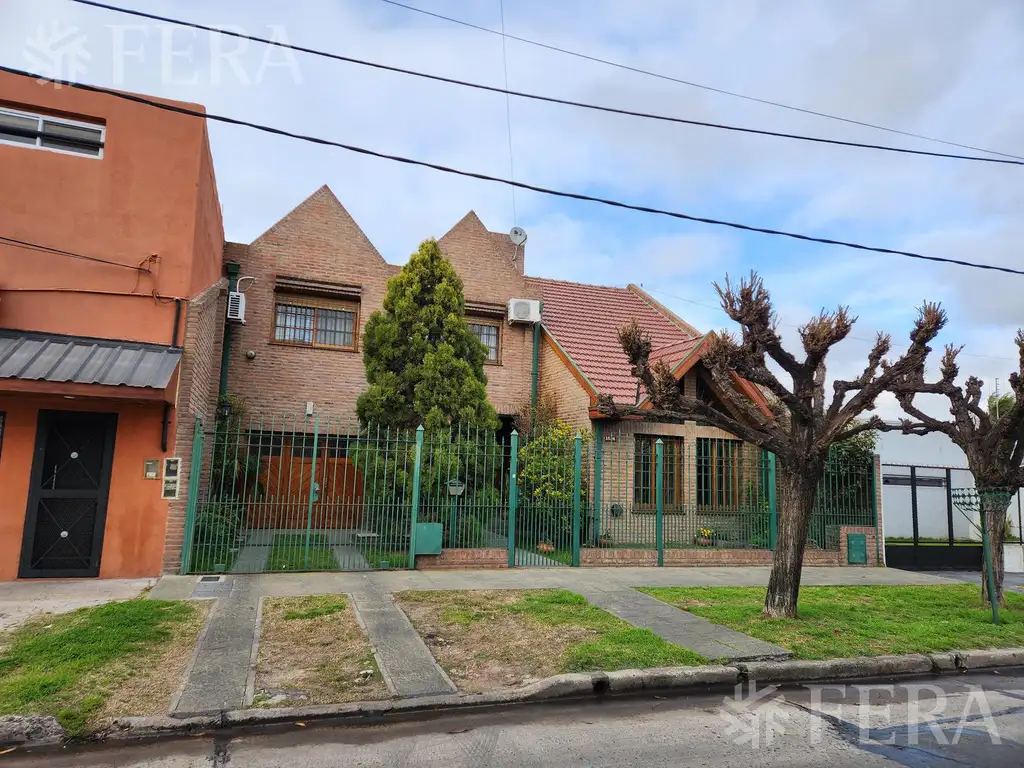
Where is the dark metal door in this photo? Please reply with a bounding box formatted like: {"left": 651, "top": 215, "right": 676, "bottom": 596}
{"left": 19, "top": 411, "right": 118, "bottom": 578}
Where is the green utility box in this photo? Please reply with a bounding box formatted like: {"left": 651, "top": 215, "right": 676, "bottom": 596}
{"left": 847, "top": 533, "right": 868, "bottom": 565}
{"left": 414, "top": 523, "right": 443, "bottom": 555}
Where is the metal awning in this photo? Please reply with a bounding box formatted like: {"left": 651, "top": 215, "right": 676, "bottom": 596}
{"left": 0, "top": 330, "right": 182, "bottom": 390}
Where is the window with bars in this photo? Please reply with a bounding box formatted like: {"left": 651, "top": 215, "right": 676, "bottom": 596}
{"left": 696, "top": 437, "right": 743, "bottom": 509}
{"left": 0, "top": 108, "right": 104, "bottom": 157}
{"left": 633, "top": 435, "right": 685, "bottom": 509}
{"left": 273, "top": 297, "right": 357, "bottom": 350}
{"left": 468, "top": 321, "right": 500, "bottom": 363}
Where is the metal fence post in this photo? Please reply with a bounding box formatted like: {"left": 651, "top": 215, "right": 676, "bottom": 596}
{"left": 180, "top": 415, "right": 204, "bottom": 575}
{"left": 303, "top": 416, "right": 321, "bottom": 571}
{"left": 592, "top": 422, "right": 603, "bottom": 547}
{"left": 508, "top": 430, "right": 519, "bottom": 568}
{"left": 407, "top": 425, "right": 424, "bottom": 570}
{"left": 768, "top": 452, "right": 778, "bottom": 550}
{"left": 572, "top": 432, "right": 582, "bottom": 567}
{"left": 655, "top": 438, "right": 664, "bottom": 566}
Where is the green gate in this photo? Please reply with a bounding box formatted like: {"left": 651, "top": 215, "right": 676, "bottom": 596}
{"left": 181, "top": 412, "right": 515, "bottom": 574}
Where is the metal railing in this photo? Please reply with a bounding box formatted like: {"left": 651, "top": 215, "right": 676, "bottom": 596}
{"left": 180, "top": 412, "right": 878, "bottom": 573}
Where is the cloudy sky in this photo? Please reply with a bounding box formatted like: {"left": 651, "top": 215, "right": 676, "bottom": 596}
{"left": 3, "top": 0, "right": 1023, "bottom": 424}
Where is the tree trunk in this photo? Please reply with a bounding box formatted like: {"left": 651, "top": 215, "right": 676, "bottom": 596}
{"left": 764, "top": 467, "right": 821, "bottom": 618}
{"left": 979, "top": 488, "right": 1011, "bottom": 608}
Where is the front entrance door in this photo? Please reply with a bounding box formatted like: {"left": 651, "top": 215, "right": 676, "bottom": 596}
{"left": 19, "top": 411, "right": 118, "bottom": 578}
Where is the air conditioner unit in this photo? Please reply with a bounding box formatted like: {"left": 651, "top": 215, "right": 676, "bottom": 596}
{"left": 507, "top": 298, "right": 541, "bottom": 324}
{"left": 226, "top": 291, "right": 246, "bottom": 324}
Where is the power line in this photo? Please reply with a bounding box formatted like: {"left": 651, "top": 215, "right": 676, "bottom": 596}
{"left": 64, "top": 0, "right": 1024, "bottom": 168}
{"left": 373, "top": 0, "right": 1024, "bottom": 163}
{"left": 645, "top": 287, "right": 1019, "bottom": 362}
{"left": 5, "top": 64, "right": 1022, "bottom": 279}
{"left": 0, "top": 234, "right": 151, "bottom": 272}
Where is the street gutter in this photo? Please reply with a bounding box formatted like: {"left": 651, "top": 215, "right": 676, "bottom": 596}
{"left": 4, "top": 648, "right": 1024, "bottom": 754}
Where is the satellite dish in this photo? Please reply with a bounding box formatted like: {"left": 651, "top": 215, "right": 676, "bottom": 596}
{"left": 509, "top": 226, "right": 528, "bottom": 246}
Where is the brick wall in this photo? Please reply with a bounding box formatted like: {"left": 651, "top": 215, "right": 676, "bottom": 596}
{"left": 579, "top": 525, "right": 879, "bottom": 567}
{"left": 223, "top": 188, "right": 537, "bottom": 422}
{"left": 162, "top": 277, "right": 227, "bottom": 573}
{"left": 538, "top": 333, "right": 593, "bottom": 432}
{"left": 416, "top": 548, "right": 508, "bottom": 569}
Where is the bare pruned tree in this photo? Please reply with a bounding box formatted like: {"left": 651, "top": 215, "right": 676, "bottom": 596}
{"left": 883, "top": 332, "right": 1024, "bottom": 607}
{"left": 605, "top": 272, "right": 946, "bottom": 617}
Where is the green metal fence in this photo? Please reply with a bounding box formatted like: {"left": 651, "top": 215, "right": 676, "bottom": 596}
{"left": 807, "top": 452, "right": 877, "bottom": 551}
{"left": 179, "top": 411, "right": 878, "bottom": 574}
{"left": 591, "top": 431, "right": 774, "bottom": 552}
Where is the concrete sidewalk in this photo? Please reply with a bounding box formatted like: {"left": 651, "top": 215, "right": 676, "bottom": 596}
{"left": 151, "top": 567, "right": 957, "bottom": 716}
{"left": 0, "top": 578, "right": 154, "bottom": 630}
{"left": 151, "top": 565, "right": 957, "bottom": 603}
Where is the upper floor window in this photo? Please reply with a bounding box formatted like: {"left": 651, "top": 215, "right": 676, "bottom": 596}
{"left": 273, "top": 296, "right": 357, "bottom": 351}
{"left": 0, "top": 107, "right": 104, "bottom": 158}
{"left": 468, "top": 321, "right": 500, "bottom": 363}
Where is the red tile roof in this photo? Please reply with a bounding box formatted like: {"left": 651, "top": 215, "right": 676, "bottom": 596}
{"left": 526, "top": 278, "right": 699, "bottom": 404}
{"left": 650, "top": 337, "right": 706, "bottom": 371}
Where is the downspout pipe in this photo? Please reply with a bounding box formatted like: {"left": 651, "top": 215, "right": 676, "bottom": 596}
{"left": 530, "top": 302, "right": 543, "bottom": 412}
{"left": 218, "top": 261, "right": 241, "bottom": 399}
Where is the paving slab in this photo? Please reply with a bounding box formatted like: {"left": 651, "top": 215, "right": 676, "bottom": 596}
{"left": 230, "top": 545, "right": 270, "bottom": 574}
{"left": 173, "top": 577, "right": 259, "bottom": 716}
{"left": 351, "top": 585, "right": 457, "bottom": 698}
{"left": 576, "top": 586, "right": 791, "bottom": 661}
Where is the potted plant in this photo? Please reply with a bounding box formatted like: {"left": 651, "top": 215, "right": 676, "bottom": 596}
{"left": 597, "top": 532, "right": 614, "bottom": 549}
{"left": 694, "top": 527, "right": 716, "bottom": 547}
{"left": 537, "top": 541, "right": 555, "bottom": 554}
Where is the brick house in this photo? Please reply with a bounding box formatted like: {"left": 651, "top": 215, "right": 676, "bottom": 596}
{"left": 0, "top": 72, "right": 227, "bottom": 580}
{"left": 191, "top": 184, "right": 880, "bottom": 572}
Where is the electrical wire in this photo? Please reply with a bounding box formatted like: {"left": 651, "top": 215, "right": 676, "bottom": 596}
{"left": 644, "top": 287, "right": 1019, "bottom": 362}
{"left": 3, "top": 63, "right": 1021, "bottom": 278}
{"left": 0, "top": 234, "right": 152, "bottom": 272}
{"left": 373, "top": 0, "right": 1024, "bottom": 162}
{"left": 63, "top": 0, "right": 1024, "bottom": 167}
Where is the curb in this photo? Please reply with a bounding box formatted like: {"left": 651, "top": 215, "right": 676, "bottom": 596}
{"left": 7, "top": 647, "right": 1024, "bottom": 750}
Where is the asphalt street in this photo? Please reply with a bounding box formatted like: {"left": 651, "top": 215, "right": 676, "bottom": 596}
{"left": 6, "top": 670, "right": 1023, "bottom": 767}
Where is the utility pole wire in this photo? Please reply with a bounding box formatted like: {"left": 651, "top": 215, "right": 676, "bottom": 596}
{"left": 64, "top": 0, "right": 1024, "bottom": 167}
{"left": 373, "top": 0, "right": 1024, "bottom": 162}
{"left": 3, "top": 64, "right": 1021, "bottom": 279}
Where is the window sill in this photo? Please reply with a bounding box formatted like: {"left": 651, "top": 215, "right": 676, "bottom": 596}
{"left": 269, "top": 341, "right": 359, "bottom": 354}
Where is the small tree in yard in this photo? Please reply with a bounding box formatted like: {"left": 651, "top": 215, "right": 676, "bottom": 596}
{"left": 357, "top": 238, "right": 499, "bottom": 432}
{"left": 883, "top": 332, "right": 1024, "bottom": 607}
{"left": 607, "top": 272, "right": 946, "bottom": 618}
{"left": 354, "top": 239, "right": 500, "bottom": 546}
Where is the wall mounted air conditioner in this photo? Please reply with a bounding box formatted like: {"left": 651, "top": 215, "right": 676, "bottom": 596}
{"left": 507, "top": 298, "right": 541, "bottom": 324}
{"left": 226, "top": 291, "right": 246, "bottom": 324}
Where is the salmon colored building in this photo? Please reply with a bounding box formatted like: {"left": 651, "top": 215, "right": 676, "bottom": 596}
{"left": 0, "top": 71, "right": 226, "bottom": 580}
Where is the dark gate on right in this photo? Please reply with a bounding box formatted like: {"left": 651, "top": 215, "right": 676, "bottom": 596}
{"left": 881, "top": 463, "right": 1023, "bottom": 570}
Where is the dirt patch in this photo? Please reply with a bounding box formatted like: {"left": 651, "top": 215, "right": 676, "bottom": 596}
{"left": 254, "top": 596, "right": 387, "bottom": 706}
{"left": 97, "top": 599, "right": 211, "bottom": 720}
{"left": 397, "top": 590, "right": 598, "bottom": 694}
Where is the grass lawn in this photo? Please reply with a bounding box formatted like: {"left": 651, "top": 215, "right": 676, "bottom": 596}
{"left": 254, "top": 596, "right": 385, "bottom": 706}
{"left": 0, "top": 600, "right": 205, "bottom": 737}
{"left": 360, "top": 548, "right": 408, "bottom": 570}
{"left": 266, "top": 534, "right": 339, "bottom": 571}
{"left": 640, "top": 585, "right": 1024, "bottom": 660}
{"left": 396, "top": 589, "right": 704, "bottom": 693}
{"left": 189, "top": 544, "right": 239, "bottom": 573}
